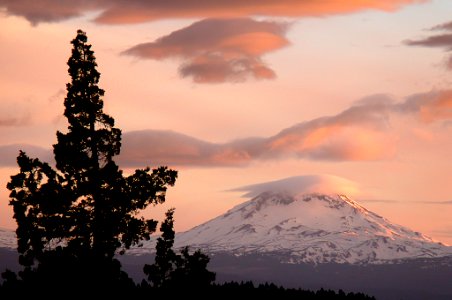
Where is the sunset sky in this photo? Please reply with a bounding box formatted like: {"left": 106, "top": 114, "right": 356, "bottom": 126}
{"left": 1, "top": 0, "right": 452, "bottom": 244}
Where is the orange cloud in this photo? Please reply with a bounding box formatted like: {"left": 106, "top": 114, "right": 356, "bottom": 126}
{"left": 2, "top": 89, "right": 451, "bottom": 168}
{"left": 0, "top": 0, "right": 424, "bottom": 24}
{"left": 96, "top": 0, "right": 421, "bottom": 24}
{"left": 266, "top": 101, "right": 396, "bottom": 161}
{"left": 323, "top": 127, "right": 397, "bottom": 161}
{"left": 123, "top": 18, "right": 289, "bottom": 83}
{"left": 398, "top": 90, "right": 452, "bottom": 123}
{"left": 114, "top": 96, "right": 397, "bottom": 167}
{"left": 113, "top": 89, "right": 452, "bottom": 166}
{"left": 418, "top": 94, "right": 452, "bottom": 123}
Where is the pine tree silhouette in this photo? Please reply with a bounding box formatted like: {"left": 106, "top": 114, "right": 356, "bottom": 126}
{"left": 5, "top": 29, "right": 177, "bottom": 289}
{"left": 144, "top": 208, "right": 215, "bottom": 289}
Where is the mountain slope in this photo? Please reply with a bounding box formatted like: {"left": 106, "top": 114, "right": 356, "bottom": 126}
{"left": 162, "top": 192, "right": 452, "bottom": 264}
{"left": 2, "top": 190, "right": 451, "bottom": 264}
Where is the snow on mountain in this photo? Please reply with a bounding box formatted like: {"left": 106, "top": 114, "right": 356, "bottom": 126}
{"left": 154, "top": 175, "right": 452, "bottom": 264}
{"left": 2, "top": 175, "right": 452, "bottom": 265}
{"left": 167, "top": 191, "right": 452, "bottom": 264}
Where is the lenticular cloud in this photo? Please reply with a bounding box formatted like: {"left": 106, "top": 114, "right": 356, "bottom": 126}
{"left": 123, "top": 18, "right": 289, "bottom": 83}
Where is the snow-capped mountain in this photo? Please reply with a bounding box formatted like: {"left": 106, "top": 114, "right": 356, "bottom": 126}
{"left": 2, "top": 174, "right": 452, "bottom": 265}
{"left": 160, "top": 191, "right": 452, "bottom": 264}
{"left": 2, "top": 192, "right": 451, "bottom": 264}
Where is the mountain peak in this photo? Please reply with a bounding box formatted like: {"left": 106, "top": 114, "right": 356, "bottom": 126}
{"left": 234, "top": 191, "right": 369, "bottom": 220}
{"left": 167, "top": 191, "right": 452, "bottom": 264}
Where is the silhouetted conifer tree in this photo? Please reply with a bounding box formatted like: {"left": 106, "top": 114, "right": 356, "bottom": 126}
{"left": 5, "top": 29, "right": 177, "bottom": 289}
{"left": 144, "top": 208, "right": 215, "bottom": 288}
{"left": 143, "top": 208, "right": 177, "bottom": 287}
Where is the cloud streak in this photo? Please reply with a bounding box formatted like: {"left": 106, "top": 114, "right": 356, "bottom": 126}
{"left": 362, "top": 199, "right": 452, "bottom": 205}
{"left": 0, "top": 101, "right": 32, "bottom": 127}
{"left": 0, "top": 144, "right": 52, "bottom": 167}
{"left": 360, "top": 199, "right": 401, "bottom": 204}
{"left": 2, "top": 89, "right": 451, "bottom": 168}
{"left": 0, "top": 0, "right": 423, "bottom": 25}
{"left": 123, "top": 18, "right": 289, "bottom": 83}
{"left": 116, "top": 89, "right": 452, "bottom": 167}
{"left": 231, "top": 174, "right": 360, "bottom": 198}
{"left": 405, "top": 20, "right": 452, "bottom": 69}
{"left": 116, "top": 101, "right": 398, "bottom": 167}
{"left": 118, "top": 130, "right": 261, "bottom": 167}
{"left": 0, "top": 115, "right": 29, "bottom": 126}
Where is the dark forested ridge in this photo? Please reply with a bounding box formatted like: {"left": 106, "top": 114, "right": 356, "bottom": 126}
{"left": 0, "top": 30, "right": 376, "bottom": 299}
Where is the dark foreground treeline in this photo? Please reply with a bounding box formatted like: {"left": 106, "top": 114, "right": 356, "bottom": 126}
{"left": 0, "top": 280, "right": 375, "bottom": 299}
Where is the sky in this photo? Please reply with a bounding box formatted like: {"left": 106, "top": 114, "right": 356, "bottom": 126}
{"left": 1, "top": 0, "right": 452, "bottom": 244}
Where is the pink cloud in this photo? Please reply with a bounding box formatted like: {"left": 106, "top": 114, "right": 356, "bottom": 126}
{"left": 2, "top": 90, "right": 451, "bottom": 168}
{"left": 123, "top": 18, "right": 289, "bottom": 83}
{"left": 0, "top": 144, "right": 52, "bottom": 167}
{"left": 117, "top": 130, "right": 266, "bottom": 167}
{"left": 115, "top": 97, "right": 392, "bottom": 167}
{"left": 115, "top": 90, "right": 452, "bottom": 167}
{"left": 233, "top": 175, "right": 360, "bottom": 198}
{"left": 0, "top": 0, "right": 424, "bottom": 24}
{"left": 398, "top": 90, "right": 452, "bottom": 123}
{"left": 267, "top": 125, "right": 397, "bottom": 161}
{"left": 0, "top": 0, "right": 100, "bottom": 25}
{"left": 94, "top": 0, "right": 422, "bottom": 24}
{"left": 0, "top": 116, "right": 28, "bottom": 126}
{"left": 265, "top": 96, "right": 397, "bottom": 161}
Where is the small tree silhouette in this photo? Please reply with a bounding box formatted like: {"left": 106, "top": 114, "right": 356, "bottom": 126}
{"left": 144, "top": 208, "right": 215, "bottom": 289}
{"left": 5, "top": 29, "right": 177, "bottom": 288}
{"left": 143, "top": 208, "right": 177, "bottom": 287}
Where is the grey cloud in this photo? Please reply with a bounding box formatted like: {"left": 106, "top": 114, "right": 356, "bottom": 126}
{"left": 360, "top": 199, "right": 401, "bottom": 204}
{"left": 116, "top": 89, "right": 452, "bottom": 167}
{"left": 0, "top": 144, "right": 52, "bottom": 167}
{"left": 0, "top": 116, "right": 29, "bottom": 126}
{"left": 431, "top": 21, "right": 452, "bottom": 32}
{"left": 405, "top": 34, "right": 452, "bottom": 50}
{"left": 395, "top": 89, "right": 452, "bottom": 123}
{"left": 123, "top": 18, "right": 289, "bottom": 83}
{"left": 0, "top": 0, "right": 100, "bottom": 25}
{"left": 413, "top": 200, "right": 452, "bottom": 205}
{"left": 231, "top": 174, "right": 359, "bottom": 198}
{"left": 178, "top": 56, "right": 276, "bottom": 83}
{"left": 2, "top": 89, "right": 451, "bottom": 168}
{"left": 0, "top": 0, "right": 420, "bottom": 25}
{"left": 405, "top": 20, "right": 452, "bottom": 69}
{"left": 361, "top": 199, "right": 452, "bottom": 205}
{"left": 117, "top": 130, "right": 265, "bottom": 167}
